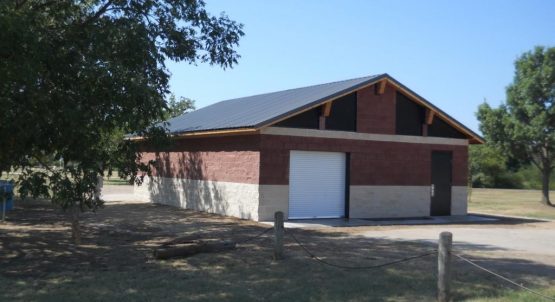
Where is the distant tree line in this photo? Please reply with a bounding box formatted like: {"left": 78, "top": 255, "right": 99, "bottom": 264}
{"left": 469, "top": 144, "right": 555, "bottom": 190}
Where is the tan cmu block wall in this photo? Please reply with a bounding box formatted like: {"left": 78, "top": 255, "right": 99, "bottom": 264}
{"left": 451, "top": 186, "right": 468, "bottom": 215}
{"left": 134, "top": 176, "right": 260, "bottom": 220}
{"left": 349, "top": 186, "right": 431, "bottom": 218}
{"left": 258, "top": 185, "right": 289, "bottom": 221}
{"left": 254, "top": 184, "right": 469, "bottom": 221}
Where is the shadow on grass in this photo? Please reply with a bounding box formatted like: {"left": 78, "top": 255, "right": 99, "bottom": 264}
{"left": 1, "top": 201, "right": 554, "bottom": 302}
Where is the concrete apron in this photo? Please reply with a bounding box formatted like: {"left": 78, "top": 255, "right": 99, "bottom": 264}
{"left": 261, "top": 215, "right": 497, "bottom": 229}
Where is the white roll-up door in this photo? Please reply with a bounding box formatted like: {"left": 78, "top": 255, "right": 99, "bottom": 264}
{"left": 288, "top": 150, "right": 346, "bottom": 219}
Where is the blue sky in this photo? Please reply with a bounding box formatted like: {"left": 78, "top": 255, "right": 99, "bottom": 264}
{"left": 166, "top": 0, "right": 555, "bottom": 133}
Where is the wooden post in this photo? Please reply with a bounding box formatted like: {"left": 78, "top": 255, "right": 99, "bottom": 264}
{"left": 273, "top": 211, "right": 284, "bottom": 260}
{"left": 318, "top": 116, "right": 326, "bottom": 130}
{"left": 438, "top": 232, "right": 452, "bottom": 302}
{"left": 1, "top": 199, "right": 5, "bottom": 222}
{"left": 1, "top": 183, "right": 5, "bottom": 222}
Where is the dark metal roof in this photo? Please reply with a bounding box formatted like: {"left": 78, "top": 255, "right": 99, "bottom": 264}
{"left": 162, "top": 73, "right": 484, "bottom": 143}
{"left": 164, "top": 74, "right": 385, "bottom": 134}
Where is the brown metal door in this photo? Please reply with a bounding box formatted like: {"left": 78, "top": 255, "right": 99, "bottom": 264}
{"left": 430, "top": 151, "right": 452, "bottom": 216}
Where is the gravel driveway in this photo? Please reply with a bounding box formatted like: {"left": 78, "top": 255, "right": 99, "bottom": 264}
{"left": 100, "top": 184, "right": 136, "bottom": 200}
{"left": 357, "top": 222, "right": 555, "bottom": 265}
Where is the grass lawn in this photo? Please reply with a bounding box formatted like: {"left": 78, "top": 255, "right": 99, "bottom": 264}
{"left": 102, "top": 170, "right": 131, "bottom": 186}
{"left": 1, "top": 169, "right": 130, "bottom": 187}
{"left": 1, "top": 196, "right": 555, "bottom": 301}
{"left": 469, "top": 188, "right": 555, "bottom": 220}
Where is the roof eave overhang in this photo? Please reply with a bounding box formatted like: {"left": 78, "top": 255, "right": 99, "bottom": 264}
{"left": 127, "top": 127, "right": 259, "bottom": 141}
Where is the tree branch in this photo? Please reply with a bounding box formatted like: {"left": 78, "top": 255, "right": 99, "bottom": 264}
{"left": 32, "top": 155, "right": 58, "bottom": 176}
{"left": 80, "top": 0, "right": 114, "bottom": 27}
{"left": 15, "top": 0, "right": 28, "bottom": 10}
{"left": 529, "top": 152, "right": 542, "bottom": 170}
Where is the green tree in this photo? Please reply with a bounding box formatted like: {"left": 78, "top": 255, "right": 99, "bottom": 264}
{"left": 0, "top": 0, "right": 243, "bottom": 243}
{"left": 477, "top": 46, "right": 555, "bottom": 206}
{"left": 469, "top": 144, "right": 522, "bottom": 189}
{"left": 163, "top": 94, "right": 196, "bottom": 120}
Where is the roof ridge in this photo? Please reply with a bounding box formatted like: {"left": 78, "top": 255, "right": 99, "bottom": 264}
{"left": 216, "top": 73, "right": 384, "bottom": 104}
{"left": 276, "top": 73, "right": 383, "bottom": 93}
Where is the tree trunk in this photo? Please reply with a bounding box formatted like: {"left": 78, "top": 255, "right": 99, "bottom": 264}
{"left": 70, "top": 204, "right": 81, "bottom": 245}
{"left": 541, "top": 169, "right": 554, "bottom": 207}
{"left": 95, "top": 174, "right": 103, "bottom": 201}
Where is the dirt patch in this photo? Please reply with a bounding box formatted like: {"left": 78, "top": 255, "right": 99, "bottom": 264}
{"left": 0, "top": 199, "right": 265, "bottom": 278}
{"left": 1, "top": 199, "right": 555, "bottom": 301}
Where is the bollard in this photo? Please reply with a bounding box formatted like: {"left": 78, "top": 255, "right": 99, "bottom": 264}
{"left": 438, "top": 232, "right": 452, "bottom": 302}
{"left": 1, "top": 183, "right": 5, "bottom": 222}
{"left": 273, "top": 211, "right": 284, "bottom": 260}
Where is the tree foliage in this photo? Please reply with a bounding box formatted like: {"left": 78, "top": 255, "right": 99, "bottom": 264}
{"left": 0, "top": 0, "right": 244, "bottom": 242}
{"left": 469, "top": 144, "right": 522, "bottom": 189}
{"left": 477, "top": 46, "right": 555, "bottom": 205}
{"left": 163, "top": 94, "right": 196, "bottom": 120}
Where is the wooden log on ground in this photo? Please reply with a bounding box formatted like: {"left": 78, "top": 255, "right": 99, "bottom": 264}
{"left": 159, "top": 234, "right": 205, "bottom": 246}
{"left": 154, "top": 240, "right": 236, "bottom": 260}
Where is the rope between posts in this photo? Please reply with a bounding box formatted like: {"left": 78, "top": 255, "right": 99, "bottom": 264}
{"left": 236, "top": 227, "right": 274, "bottom": 245}
{"left": 286, "top": 228, "right": 437, "bottom": 270}
{"left": 229, "top": 222, "right": 555, "bottom": 300}
{"left": 454, "top": 253, "right": 555, "bottom": 301}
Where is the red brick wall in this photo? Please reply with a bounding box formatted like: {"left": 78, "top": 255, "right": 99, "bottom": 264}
{"left": 137, "top": 131, "right": 468, "bottom": 187}
{"left": 259, "top": 134, "right": 467, "bottom": 186}
{"left": 357, "top": 83, "right": 396, "bottom": 134}
{"left": 139, "top": 135, "right": 261, "bottom": 184}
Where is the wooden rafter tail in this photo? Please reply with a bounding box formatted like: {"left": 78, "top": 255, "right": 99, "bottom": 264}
{"left": 426, "top": 109, "right": 435, "bottom": 125}
{"left": 377, "top": 79, "right": 387, "bottom": 95}
{"left": 322, "top": 102, "right": 333, "bottom": 117}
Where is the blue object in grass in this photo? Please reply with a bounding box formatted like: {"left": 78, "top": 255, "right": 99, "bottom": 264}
{"left": 0, "top": 180, "right": 14, "bottom": 211}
